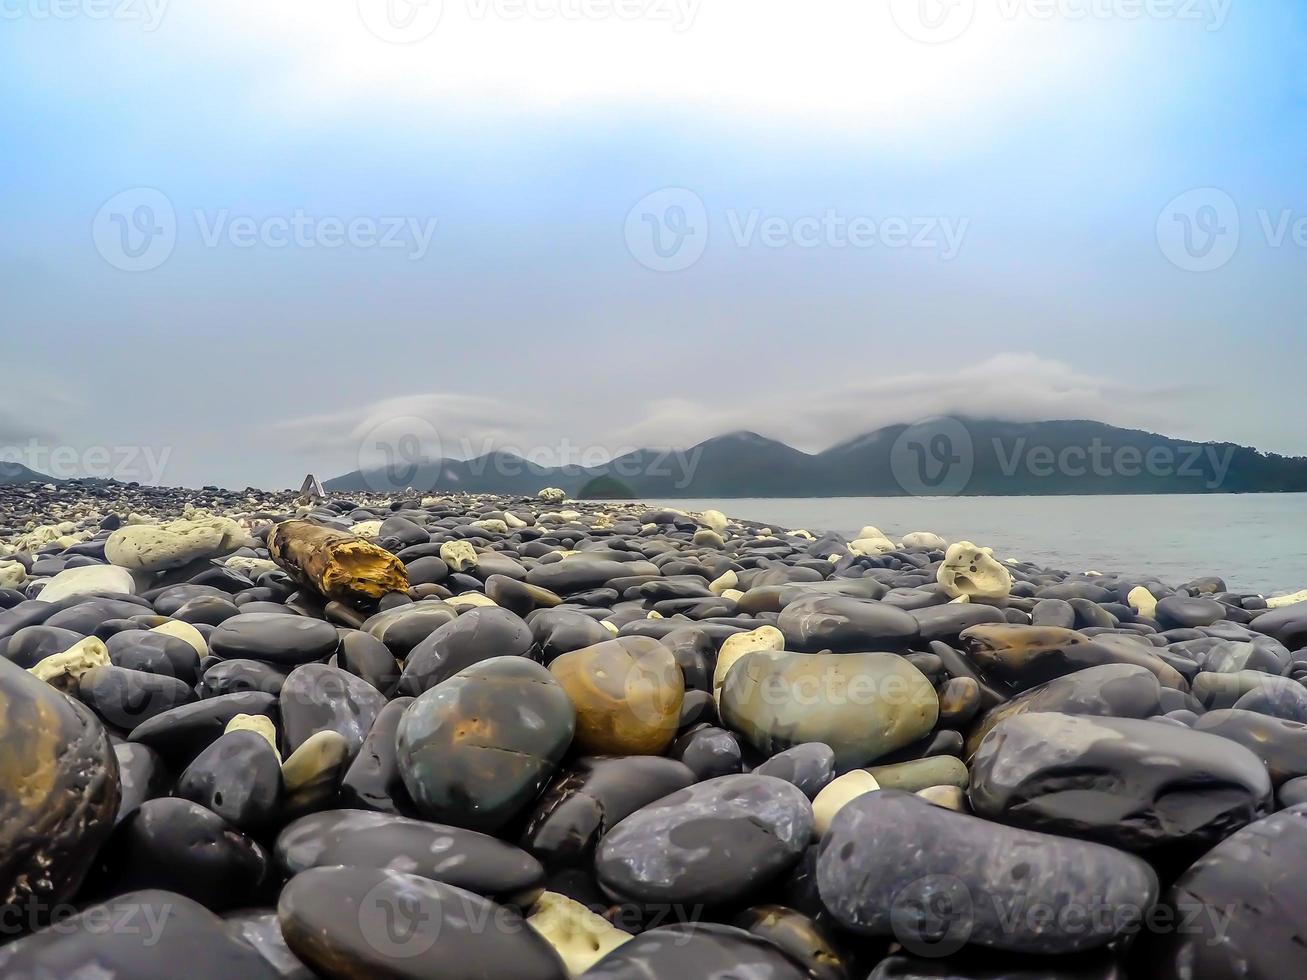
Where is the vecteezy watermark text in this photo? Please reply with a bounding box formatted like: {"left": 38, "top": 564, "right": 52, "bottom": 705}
{"left": 889, "top": 417, "right": 1235, "bottom": 496}
{"left": 889, "top": 0, "right": 1232, "bottom": 44}
{"left": 0, "top": 0, "right": 168, "bottom": 30}
{"left": 1, "top": 440, "right": 172, "bottom": 485}
{"left": 625, "top": 188, "right": 969, "bottom": 272}
{"left": 1157, "top": 187, "right": 1307, "bottom": 272}
{"left": 92, "top": 188, "right": 439, "bottom": 272}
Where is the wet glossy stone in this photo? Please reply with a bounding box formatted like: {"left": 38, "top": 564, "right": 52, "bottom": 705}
{"left": 337, "top": 629, "right": 401, "bottom": 696}
{"left": 868, "top": 951, "right": 1126, "bottom": 979}
{"left": 529, "top": 608, "right": 614, "bottom": 664}
{"left": 971, "top": 713, "right": 1271, "bottom": 851}
{"left": 277, "top": 809, "right": 544, "bottom": 904}
{"left": 778, "top": 595, "right": 920, "bottom": 652}
{"left": 817, "top": 790, "right": 1158, "bottom": 955}
{"left": 720, "top": 650, "right": 938, "bottom": 769}
{"left": 113, "top": 740, "right": 171, "bottom": 825}
{"left": 225, "top": 911, "right": 317, "bottom": 980}
{"left": 595, "top": 773, "right": 813, "bottom": 910}
{"left": 1, "top": 624, "right": 83, "bottom": 667}
{"left": 177, "top": 730, "right": 284, "bottom": 833}
{"left": 362, "top": 600, "right": 457, "bottom": 656}
{"left": 0, "top": 890, "right": 282, "bottom": 979}
{"left": 77, "top": 662, "right": 195, "bottom": 730}
{"left": 733, "top": 904, "right": 848, "bottom": 980}
{"left": 106, "top": 629, "right": 202, "bottom": 684}
{"left": 550, "top": 636, "right": 684, "bottom": 756}
{"left": 753, "top": 742, "right": 837, "bottom": 799}
{"left": 521, "top": 755, "right": 697, "bottom": 870}
{"left": 396, "top": 657, "right": 576, "bottom": 832}
{"left": 209, "top": 613, "right": 339, "bottom": 666}
{"left": 277, "top": 866, "right": 567, "bottom": 980}
{"left": 92, "top": 797, "right": 270, "bottom": 911}
{"left": 669, "top": 723, "right": 743, "bottom": 780}
{"left": 340, "top": 696, "right": 416, "bottom": 813}
{"left": 960, "top": 624, "right": 1183, "bottom": 694}
{"left": 583, "top": 923, "right": 809, "bottom": 979}
{"left": 129, "top": 690, "right": 277, "bottom": 767}
{"left": 1141, "top": 804, "right": 1307, "bottom": 979}
{"left": 398, "top": 606, "right": 536, "bottom": 696}
{"left": 200, "top": 658, "right": 288, "bottom": 698}
{"left": 965, "top": 663, "right": 1163, "bottom": 756}
{"left": 1192, "top": 708, "right": 1307, "bottom": 785}
{"left": 279, "top": 662, "right": 385, "bottom": 757}
{"left": 0, "top": 656, "right": 120, "bottom": 926}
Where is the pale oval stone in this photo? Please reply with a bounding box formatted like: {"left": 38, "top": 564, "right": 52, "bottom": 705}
{"left": 505, "top": 512, "right": 529, "bottom": 529}
{"left": 938, "top": 541, "right": 1013, "bottom": 601}
{"left": 447, "top": 592, "right": 498, "bottom": 609}
{"left": 351, "top": 519, "right": 383, "bottom": 541}
{"left": 471, "top": 519, "right": 509, "bottom": 534}
{"left": 721, "top": 588, "right": 745, "bottom": 602}
{"left": 105, "top": 516, "right": 251, "bottom": 572}
{"left": 29, "top": 636, "right": 110, "bottom": 687}
{"left": 712, "top": 625, "right": 785, "bottom": 705}
{"left": 709, "top": 569, "right": 738, "bottom": 595}
{"left": 151, "top": 619, "right": 208, "bottom": 657}
{"left": 900, "top": 531, "right": 947, "bottom": 550}
{"left": 37, "top": 564, "right": 136, "bottom": 603}
{"left": 226, "top": 713, "right": 281, "bottom": 761}
{"left": 813, "top": 770, "right": 880, "bottom": 837}
{"left": 693, "top": 529, "right": 725, "bottom": 549}
{"left": 851, "top": 536, "right": 896, "bottom": 556}
{"left": 283, "top": 730, "right": 348, "bottom": 792}
{"left": 1128, "top": 585, "right": 1159, "bottom": 618}
{"left": 1266, "top": 589, "right": 1307, "bottom": 609}
{"left": 527, "top": 892, "right": 632, "bottom": 974}
{"left": 0, "top": 559, "right": 28, "bottom": 590}
{"left": 792, "top": 529, "right": 815, "bottom": 541}
{"left": 224, "top": 556, "right": 280, "bottom": 578}
{"left": 439, "top": 540, "right": 478, "bottom": 572}
{"left": 856, "top": 525, "right": 886, "bottom": 540}
{"left": 721, "top": 650, "right": 939, "bottom": 769}
{"left": 916, "top": 784, "right": 968, "bottom": 811}
{"left": 537, "top": 487, "right": 566, "bottom": 503}
{"left": 700, "top": 509, "right": 728, "bottom": 534}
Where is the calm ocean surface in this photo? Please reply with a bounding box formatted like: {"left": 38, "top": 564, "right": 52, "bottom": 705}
{"left": 641, "top": 494, "right": 1307, "bottom": 595}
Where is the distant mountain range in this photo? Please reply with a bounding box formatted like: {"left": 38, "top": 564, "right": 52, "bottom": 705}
{"left": 325, "top": 419, "right": 1307, "bottom": 497}
{"left": 0, "top": 462, "right": 55, "bottom": 486}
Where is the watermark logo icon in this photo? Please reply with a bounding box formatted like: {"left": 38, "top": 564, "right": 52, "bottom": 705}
{"left": 357, "top": 416, "right": 441, "bottom": 491}
{"left": 889, "top": 0, "right": 976, "bottom": 43}
{"left": 891, "top": 417, "right": 974, "bottom": 497}
{"left": 625, "top": 187, "right": 709, "bottom": 272}
{"left": 1156, "top": 187, "right": 1240, "bottom": 272}
{"left": 357, "top": 0, "right": 444, "bottom": 43}
{"left": 92, "top": 188, "right": 176, "bottom": 272}
{"left": 890, "top": 873, "right": 974, "bottom": 958}
{"left": 358, "top": 878, "right": 440, "bottom": 959}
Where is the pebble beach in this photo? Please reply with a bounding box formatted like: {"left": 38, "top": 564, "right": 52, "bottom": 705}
{"left": 2, "top": 479, "right": 1306, "bottom": 979}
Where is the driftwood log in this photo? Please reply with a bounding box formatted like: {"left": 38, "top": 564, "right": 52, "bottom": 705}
{"left": 267, "top": 520, "right": 408, "bottom": 605}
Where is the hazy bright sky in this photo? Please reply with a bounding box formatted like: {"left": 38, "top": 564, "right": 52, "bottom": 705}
{"left": 2, "top": 0, "right": 1304, "bottom": 487}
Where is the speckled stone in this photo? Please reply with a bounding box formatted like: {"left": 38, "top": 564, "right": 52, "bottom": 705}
{"left": 595, "top": 773, "right": 813, "bottom": 910}
{"left": 817, "top": 790, "right": 1157, "bottom": 955}
{"left": 0, "top": 656, "right": 120, "bottom": 929}
{"left": 970, "top": 713, "right": 1271, "bottom": 851}
{"left": 720, "top": 650, "right": 938, "bottom": 769}
{"left": 177, "top": 730, "right": 284, "bottom": 833}
{"left": 277, "top": 866, "right": 568, "bottom": 980}
{"left": 396, "top": 657, "right": 575, "bottom": 832}
{"left": 1141, "top": 804, "right": 1307, "bottom": 979}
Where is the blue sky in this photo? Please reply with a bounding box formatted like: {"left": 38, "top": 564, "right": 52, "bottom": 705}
{"left": 1, "top": 0, "right": 1304, "bottom": 487}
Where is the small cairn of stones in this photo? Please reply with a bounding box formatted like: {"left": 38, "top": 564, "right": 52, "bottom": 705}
{"left": 1, "top": 481, "right": 1306, "bottom": 978}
